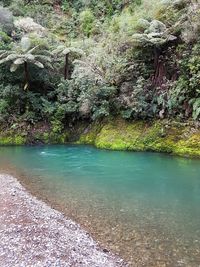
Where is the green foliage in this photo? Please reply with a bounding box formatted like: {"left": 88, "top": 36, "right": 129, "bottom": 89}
{"left": 165, "top": 42, "right": 200, "bottom": 119}
{"left": 0, "top": 31, "right": 12, "bottom": 43}
{"left": 190, "top": 98, "right": 200, "bottom": 120}
{"left": 1, "top": 0, "right": 12, "bottom": 6}
{"left": 119, "top": 77, "right": 154, "bottom": 119}
{"left": 52, "top": 77, "right": 117, "bottom": 122}
{"left": 61, "top": 0, "right": 70, "bottom": 12}
{"left": 0, "top": 31, "right": 12, "bottom": 49}
{"left": 0, "top": 0, "right": 200, "bottom": 132}
{"left": 0, "top": 36, "right": 53, "bottom": 89}
{"left": 51, "top": 119, "right": 64, "bottom": 134}
{"left": 79, "top": 9, "right": 95, "bottom": 37}
{"left": 9, "top": 0, "right": 26, "bottom": 16}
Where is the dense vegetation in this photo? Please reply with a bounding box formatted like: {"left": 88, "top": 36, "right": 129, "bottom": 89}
{"left": 0, "top": 0, "right": 199, "bottom": 133}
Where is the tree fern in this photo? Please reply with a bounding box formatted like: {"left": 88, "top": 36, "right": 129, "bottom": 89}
{"left": 0, "top": 37, "right": 53, "bottom": 89}
{"left": 52, "top": 45, "right": 83, "bottom": 80}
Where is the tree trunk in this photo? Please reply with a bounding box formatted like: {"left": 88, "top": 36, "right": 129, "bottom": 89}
{"left": 24, "top": 61, "right": 29, "bottom": 112}
{"left": 64, "top": 54, "right": 69, "bottom": 80}
{"left": 152, "top": 47, "right": 166, "bottom": 88}
{"left": 24, "top": 61, "right": 29, "bottom": 90}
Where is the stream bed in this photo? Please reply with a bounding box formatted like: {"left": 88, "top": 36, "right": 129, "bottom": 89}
{"left": 0, "top": 145, "right": 200, "bottom": 266}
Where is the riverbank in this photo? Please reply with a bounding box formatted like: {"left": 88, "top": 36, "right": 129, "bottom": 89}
{"left": 0, "top": 174, "right": 126, "bottom": 267}
{"left": 0, "top": 118, "right": 200, "bottom": 158}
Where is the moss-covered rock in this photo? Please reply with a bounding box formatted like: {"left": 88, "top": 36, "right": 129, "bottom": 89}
{"left": 0, "top": 127, "right": 69, "bottom": 146}
{"left": 79, "top": 118, "right": 200, "bottom": 158}
{"left": 29, "top": 130, "right": 69, "bottom": 145}
{"left": 174, "top": 133, "right": 200, "bottom": 157}
{"left": 0, "top": 119, "right": 200, "bottom": 158}
{"left": 94, "top": 120, "right": 145, "bottom": 150}
{"left": 0, "top": 133, "right": 26, "bottom": 145}
{"left": 77, "top": 121, "right": 103, "bottom": 145}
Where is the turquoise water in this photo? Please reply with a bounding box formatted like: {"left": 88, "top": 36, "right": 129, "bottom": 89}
{"left": 0, "top": 145, "right": 200, "bottom": 266}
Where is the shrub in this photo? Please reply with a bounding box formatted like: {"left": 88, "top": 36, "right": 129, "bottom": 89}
{"left": 79, "top": 9, "right": 95, "bottom": 37}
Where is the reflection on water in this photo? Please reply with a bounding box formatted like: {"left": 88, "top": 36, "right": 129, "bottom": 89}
{"left": 0, "top": 145, "right": 200, "bottom": 266}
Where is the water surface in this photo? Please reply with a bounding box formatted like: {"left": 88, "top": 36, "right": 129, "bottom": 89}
{"left": 0, "top": 145, "right": 200, "bottom": 266}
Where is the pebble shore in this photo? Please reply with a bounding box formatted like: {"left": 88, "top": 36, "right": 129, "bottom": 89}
{"left": 0, "top": 174, "right": 127, "bottom": 267}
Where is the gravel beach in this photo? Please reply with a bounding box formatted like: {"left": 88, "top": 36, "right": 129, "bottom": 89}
{"left": 0, "top": 174, "right": 127, "bottom": 267}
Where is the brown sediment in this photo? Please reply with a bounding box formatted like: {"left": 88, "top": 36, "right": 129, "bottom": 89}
{"left": 0, "top": 174, "right": 126, "bottom": 267}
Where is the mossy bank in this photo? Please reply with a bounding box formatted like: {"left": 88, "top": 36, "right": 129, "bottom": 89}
{"left": 0, "top": 119, "right": 200, "bottom": 158}
{"left": 79, "top": 119, "right": 200, "bottom": 158}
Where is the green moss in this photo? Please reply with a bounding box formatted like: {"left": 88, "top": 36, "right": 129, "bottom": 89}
{"left": 14, "top": 135, "right": 26, "bottom": 145}
{"left": 0, "top": 128, "right": 69, "bottom": 145}
{"left": 174, "top": 133, "right": 200, "bottom": 157}
{"left": 42, "top": 132, "right": 50, "bottom": 143}
{"left": 33, "top": 131, "right": 69, "bottom": 144}
{"left": 0, "top": 134, "right": 26, "bottom": 145}
{"left": 94, "top": 120, "right": 145, "bottom": 150}
{"left": 78, "top": 122, "right": 102, "bottom": 145}
{"left": 0, "top": 119, "right": 199, "bottom": 158}
{"left": 78, "top": 119, "right": 200, "bottom": 158}
{"left": 48, "top": 132, "right": 69, "bottom": 144}
{"left": 140, "top": 122, "right": 177, "bottom": 153}
{"left": 0, "top": 136, "right": 13, "bottom": 145}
